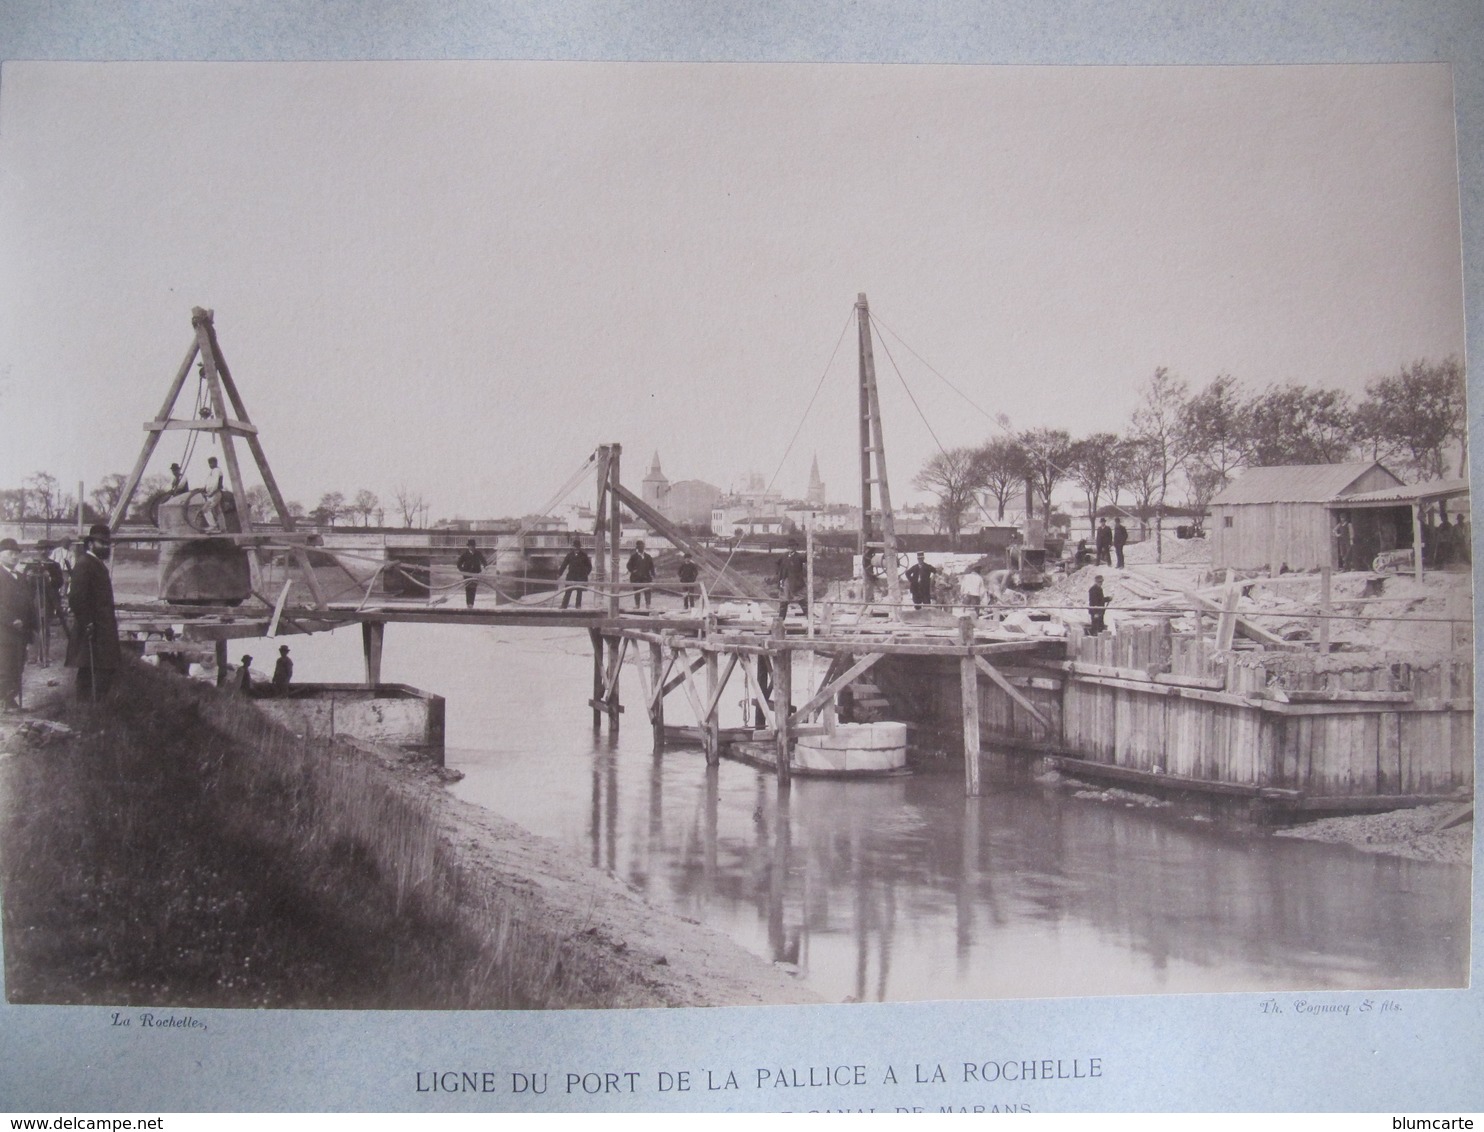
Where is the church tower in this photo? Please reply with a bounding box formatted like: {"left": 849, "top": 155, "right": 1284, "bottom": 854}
{"left": 643, "top": 451, "right": 671, "bottom": 516}
{"left": 806, "top": 453, "right": 826, "bottom": 507}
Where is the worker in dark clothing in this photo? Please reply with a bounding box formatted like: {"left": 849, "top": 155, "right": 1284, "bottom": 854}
{"left": 557, "top": 537, "right": 592, "bottom": 610}
{"left": 65, "top": 524, "right": 121, "bottom": 700}
{"left": 0, "top": 538, "right": 37, "bottom": 713}
{"left": 271, "top": 645, "right": 293, "bottom": 694}
{"left": 1094, "top": 518, "right": 1113, "bottom": 566}
{"left": 776, "top": 540, "right": 809, "bottom": 619}
{"left": 1088, "top": 574, "right": 1111, "bottom": 635}
{"left": 1113, "top": 519, "right": 1128, "bottom": 568}
{"left": 677, "top": 552, "right": 700, "bottom": 610}
{"left": 456, "top": 538, "right": 486, "bottom": 609}
{"left": 626, "top": 539, "right": 656, "bottom": 610}
{"left": 237, "top": 655, "right": 254, "bottom": 695}
{"left": 905, "top": 552, "right": 938, "bottom": 609}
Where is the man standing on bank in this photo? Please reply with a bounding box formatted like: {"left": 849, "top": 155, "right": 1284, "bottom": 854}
{"left": 66, "top": 524, "right": 121, "bottom": 699}
{"left": 272, "top": 645, "right": 294, "bottom": 694}
{"left": 0, "top": 539, "right": 37, "bottom": 713}
{"left": 905, "top": 551, "right": 938, "bottom": 610}
{"left": 776, "top": 539, "right": 809, "bottom": 620}
{"left": 1113, "top": 518, "right": 1129, "bottom": 569}
{"left": 1088, "top": 574, "right": 1111, "bottom": 635}
{"left": 456, "top": 538, "right": 486, "bottom": 609}
{"left": 557, "top": 536, "right": 592, "bottom": 610}
{"left": 627, "top": 539, "right": 656, "bottom": 610}
{"left": 1094, "top": 518, "right": 1113, "bottom": 567}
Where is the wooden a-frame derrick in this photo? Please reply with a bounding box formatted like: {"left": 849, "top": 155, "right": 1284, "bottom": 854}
{"left": 109, "top": 307, "right": 327, "bottom": 609}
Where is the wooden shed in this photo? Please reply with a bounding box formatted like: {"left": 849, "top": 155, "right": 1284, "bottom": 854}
{"left": 1208, "top": 462, "right": 1404, "bottom": 571}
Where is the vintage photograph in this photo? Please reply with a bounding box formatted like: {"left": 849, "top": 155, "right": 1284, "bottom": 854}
{"left": 0, "top": 60, "right": 1471, "bottom": 1020}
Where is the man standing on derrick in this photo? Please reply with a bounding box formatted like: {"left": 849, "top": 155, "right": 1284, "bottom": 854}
{"left": 456, "top": 538, "right": 486, "bottom": 609}
{"left": 66, "top": 524, "right": 121, "bottom": 699}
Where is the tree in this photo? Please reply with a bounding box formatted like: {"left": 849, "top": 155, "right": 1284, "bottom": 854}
{"left": 1242, "top": 384, "right": 1353, "bottom": 467}
{"left": 913, "top": 447, "right": 984, "bottom": 548}
{"left": 0, "top": 489, "right": 25, "bottom": 522}
{"left": 393, "top": 484, "right": 428, "bottom": 528}
{"left": 1068, "top": 432, "right": 1121, "bottom": 536}
{"left": 971, "top": 437, "right": 1027, "bottom": 520}
{"left": 1354, "top": 358, "right": 1466, "bottom": 480}
{"left": 244, "top": 485, "right": 276, "bottom": 524}
{"left": 89, "top": 473, "right": 128, "bottom": 521}
{"left": 1016, "top": 428, "right": 1073, "bottom": 526}
{"left": 1116, "top": 436, "right": 1164, "bottom": 539}
{"left": 312, "top": 491, "right": 346, "bottom": 527}
{"left": 1131, "top": 367, "right": 1191, "bottom": 561}
{"left": 1185, "top": 463, "right": 1228, "bottom": 514}
{"left": 1179, "top": 373, "right": 1248, "bottom": 493}
{"left": 351, "top": 489, "right": 380, "bottom": 527}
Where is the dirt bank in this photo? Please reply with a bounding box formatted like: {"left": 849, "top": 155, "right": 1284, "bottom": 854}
{"left": 1, "top": 653, "right": 818, "bottom": 1009}
{"left": 1272, "top": 803, "right": 1474, "bottom": 866}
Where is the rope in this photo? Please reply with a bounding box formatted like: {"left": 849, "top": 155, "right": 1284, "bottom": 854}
{"left": 868, "top": 307, "right": 1147, "bottom": 530}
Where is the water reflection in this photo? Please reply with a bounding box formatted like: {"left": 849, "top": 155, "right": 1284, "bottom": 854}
{"left": 257, "top": 624, "right": 1471, "bottom": 1003}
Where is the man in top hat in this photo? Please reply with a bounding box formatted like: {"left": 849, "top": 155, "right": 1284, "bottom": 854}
{"left": 0, "top": 538, "right": 37, "bottom": 712}
{"left": 65, "top": 524, "right": 122, "bottom": 699}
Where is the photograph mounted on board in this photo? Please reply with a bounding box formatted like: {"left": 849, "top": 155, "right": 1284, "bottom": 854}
{"left": 0, "top": 60, "right": 1471, "bottom": 1011}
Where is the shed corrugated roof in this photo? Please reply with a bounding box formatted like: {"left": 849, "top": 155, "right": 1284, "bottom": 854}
{"left": 1338, "top": 477, "right": 1471, "bottom": 506}
{"left": 1209, "top": 462, "right": 1396, "bottom": 506}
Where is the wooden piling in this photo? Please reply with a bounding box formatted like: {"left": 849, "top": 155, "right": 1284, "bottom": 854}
{"left": 704, "top": 648, "right": 720, "bottom": 765}
{"left": 361, "top": 620, "right": 385, "bottom": 687}
{"left": 590, "top": 628, "right": 604, "bottom": 731}
{"left": 650, "top": 641, "right": 665, "bottom": 752}
{"left": 771, "top": 622, "right": 792, "bottom": 784}
{"left": 959, "top": 618, "right": 982, "bottom": 796}
{"left": 214, "top": 639, "right": 228, "bottom": 687}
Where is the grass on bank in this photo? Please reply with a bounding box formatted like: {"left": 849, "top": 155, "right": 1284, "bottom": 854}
{"left": 1, "top": 662, "right": 629, "bottom": 1009}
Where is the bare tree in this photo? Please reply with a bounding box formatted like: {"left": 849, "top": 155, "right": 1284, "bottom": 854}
{"left": 393, "top": 484, "right": 428, "bottom": 528}
{"left": 244, "top": 485, "right": 276, "bottom": 524}
{"left": 351, "top": 489, "right": 380, "bottom": 527}
{"left": 312, "top": 491, "right": 346, "bottom": 527}
{"left": 913, "top": 447, "right": 984, "bottom": 549}
{"left": 1068, "top": 433, "right": 1120, "bottom": 536}
{"left": 1017, "top": 428, "right": 1074, "bottom": 526}
{"left": 89, "top": 473, "right": 128, "bottom": 519}
{"left": 971, "top": 437, "right": 1027, "bottom": 521}
{"left": 1131, "top": 367, "right": 1191, "bottom": 561}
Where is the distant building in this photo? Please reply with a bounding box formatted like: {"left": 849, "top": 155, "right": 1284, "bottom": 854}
{"left": 666, "top": 479, "right": 722, "bottom": 527}
{"left": 642, "top": 452, "right": 670, "bottom": 515}
{"left": 806, "top": 455, "right": 826, "bottom": 507}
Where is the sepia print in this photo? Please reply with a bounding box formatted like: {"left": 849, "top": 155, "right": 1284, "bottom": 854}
{"left": 0, "top": 59, "right": 1472, "bottom": 1035}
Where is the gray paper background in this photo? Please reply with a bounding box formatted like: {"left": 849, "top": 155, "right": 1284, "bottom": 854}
{"left": 0, "top": 1, "right": 1480, "bottom": 1113}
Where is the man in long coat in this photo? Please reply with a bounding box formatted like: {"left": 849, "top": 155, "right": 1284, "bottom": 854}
{"left": 65, "top": 524, "right": 122, "bottom": 699}
{"left": 0, "top": 538, "right": 37, "bottom": 712}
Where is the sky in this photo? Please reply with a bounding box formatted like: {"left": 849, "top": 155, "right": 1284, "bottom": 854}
{"left": 0, "top": 60, "right": 1467, "bottom": 521}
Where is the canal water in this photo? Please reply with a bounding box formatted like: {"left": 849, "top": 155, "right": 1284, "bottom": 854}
{"left": 267, "top": 623, "right": 1470, "bottom": 1004}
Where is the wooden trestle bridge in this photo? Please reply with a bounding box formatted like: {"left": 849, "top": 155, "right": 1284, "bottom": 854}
{"left": 107, "top": 299, "right": 1046, "bottom": 795}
